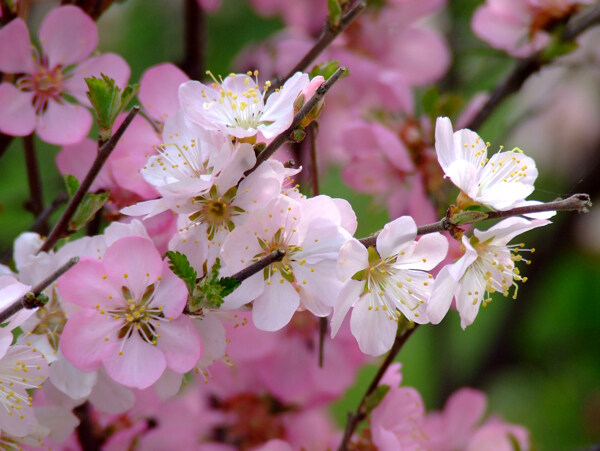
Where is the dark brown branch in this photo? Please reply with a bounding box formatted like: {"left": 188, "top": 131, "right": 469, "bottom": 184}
{"left": 271, "top": 1, "right": 366, "bottom": 91}
{"left": 358, "top": 193, "right": 592, "bottom": 248}
{"left": 230, "top": 249, "right": 285, "bottom": 283}
{"left": 0, "top": 257, "right": 79, "bottom": 324}
{"left": 308, "top": 122, "right": 320, "bottom": 197}
{"left": 338, "top": 324, "right": 420, "bottom": 450}
{"left": 467, "top": 2, "right": 600, "bottom": 130}
{"left": 38, "top": 107, "right": 140, "bottom": 253}
{"left": 181, "top": 0, "right": 205, "bottom": 80}
{"left": 23, "top": 135, "right": 45, "bottom": 225}
{"left": 244, "top": 67, "right": 347, "bottom": 178}
{"left": 74, "top": 402, "right": 100, "bottom": 451}
{"left": 0, "top": 133, "right": 13, "bottom": 160}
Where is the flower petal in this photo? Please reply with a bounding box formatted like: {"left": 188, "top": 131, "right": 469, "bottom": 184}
{"left": 139, "top": 63, "right": 189, "bottom": 122}
{"left": 0, "top": 18, "right": 35, "bottom": 73}
{"left": 39, "top": 5, "right": 98, "bottom": 68}
{"left": 36, "top": 100, "right": 92, "bottom": 145}
{"left": 377, "top": 216, "right": 417, "bottom": 259}
{"left": 103, "top": 332, "right": 166, "bottom": 389}
{"left": 157, "top": 316, "right": 202, "bottom": 373}
{"left": 350, "top": 298, "right": 397, "bottom": 356}
{"left": 0, "top": 83, "right": 36, "bottom": 137}
{"left": 252, "top": 280, "right": 300, "bottom": 331}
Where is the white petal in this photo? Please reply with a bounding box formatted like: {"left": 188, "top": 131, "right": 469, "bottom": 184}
{"left": 252, "top": 280, "right": 300, "bottom": 331}
{"left": 376, "top": 216, "right": 417, "bottom": 258}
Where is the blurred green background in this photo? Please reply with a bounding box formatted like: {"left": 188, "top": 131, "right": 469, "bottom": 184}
{"left": 1, "top": 0, "right": 599, "bottom": 448}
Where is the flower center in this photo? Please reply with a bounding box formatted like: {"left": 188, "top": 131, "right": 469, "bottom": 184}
{"left": 17, "top": 63, "right": 64, "bottom": 114}
{"left": 31, "top": 287, "right": 67, "bottom": 352}
{"left": 254, "top": 227, "right": 302, "bottom": 284}
{"left": 189, "top": 185, "right": 245, "bottom": 240}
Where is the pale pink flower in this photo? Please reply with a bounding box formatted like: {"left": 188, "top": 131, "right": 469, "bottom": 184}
{"left": 58, "top": 236, "right": 202, "bottom": 389}
{"left": 0, "top": 336, "right": 49, "bottom": 437}
{"left": 331, "top": 216, "right": 448, "bottom": 356}
{"left": 179, "top": 71, "right": 312, "bottom": 142}
{"left": 221, "top": 195, "right": 355, "bottom": 331}
{"left": 423, "top": 388, "right": 530, "bottom": 451}
{"left": 472, "top": 0, "right": 592, "bottom": 57}
{"left": 435, "top": 117, "right": 540, "bottom": 211}
{"left": 427, "top": 217, "right": 550, "bottom": 328}
{"left": 0, "top": 5, "right": 130, "bottom": 144}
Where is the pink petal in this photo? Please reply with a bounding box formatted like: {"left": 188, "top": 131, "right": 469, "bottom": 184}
{"left": 39, "top": 5, "right": 98, "bottom": 68}
{"left": 57, "top": 257, "right": 122, "bottom": 309}
{"left": 63, "top": 53, "right": 131, "bottom": 105}
{"left": 103, "top": 332, "right": 166, "bottom": 389}
{"left": 36, "top": 100, "right": 92, "bottom": 145}
{"left": 0, "top": 18, "right": 35, "bottom": 74}
{"left": 337, "top": 238, "right": 368, "bottom": 282}
{"left": 252, "top": 281, "right": 300, "bottom": 331}
{"left": 157, "top": 316, "right": 202, "bottom": 373}
{"left": 151, "top": 261, "right": 188, "bottom": 318}
{"left": 139, "top": 63, "right": 189, "bottom": 122}
{"left": 60, "top": 309, "right": 120, "bottom": 372}
{"left": 56, "top": 138, "right": 112, "bottom": 192}
{"left": 0, "top": 83, "right": 36, "bottom": 136}
{"left": 445, "top": 388, "right": 487, "bottom": 439}
{"left": 103, "top": 236, "right": 163, "bottom": 301}
{"left": 109, "top": 154, "right": 159, "bottom": 199}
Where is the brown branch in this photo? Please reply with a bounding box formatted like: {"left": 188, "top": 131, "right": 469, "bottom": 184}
{"left": 338, "top": 324, "right": 420, "bottom": 450}
{"left": 270, "top": 1, "right": 366, "bottom": 91}
{"left": 230, "top": 249, "right": 285, "bottom": 283}
{"left": 467, "top": 2, "right": 600, "bottom": 130}
{"left": 74, "top": 402, "right": 100, "bottom": 451}
{"left": 244, "top": 67, "right": 347, "bottom": 178}
{"left": 38, "top": 106, "right": 140, "bottom": 253}
{"left": 181, "top": 0, "right": 205, "bottom": 80}
{"left": 0, "top": 257, "right": 79, "bottom": 324}
{"left": 358, "top": 193, "right": 592, "bottom": 248}
{"left": 0, "top": 133, "right": 13, "bottom": 159}
{"left": 23, "top": 135, "right": 45, "bottom": 227}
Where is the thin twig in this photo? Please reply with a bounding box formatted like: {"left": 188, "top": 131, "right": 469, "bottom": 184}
{"left": 230, "top": 249, "right": 286, "bottom": 283}
{"left": 74, "top": 402, "right": 100, "bottom": 451}
{"left": 467, "top": 3, "right": 600, "bottom": 130}
{"left": 38, "top": 107, "right": 140, "bottom": 253}
{"left": 358, "top": 193, "right": 592, "bottom": 248}
{"left": 244, "top": 67, "right": 347, "bottom": 178}
{"left": 338, "top": 324, "right": 420, "bottom": 450}
{"left": 181, "top": 0, "right": 205, "bottom": 80}
{"left": 23, "top": 135, "right": 45, "bottom": 222}
{"left": 308, "top": 122, "right": 320, "bottom": 196}
{"left": 0, "top": 257, "right": 79, "bottom": 324}
{"left": 270, "top": 1, "right": 366, "bottom": 92}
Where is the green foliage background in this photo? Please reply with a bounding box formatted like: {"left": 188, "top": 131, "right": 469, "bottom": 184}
{"left": 0, "top": 0, "right": 599, "bottom": 448}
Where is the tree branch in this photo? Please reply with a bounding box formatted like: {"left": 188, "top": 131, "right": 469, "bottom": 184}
{"left": 230, "top": 249, "right": 286, "bottom": 283}
{"left": 270, "top": 1, "right": 366, "bottom": 91}
{"left": 338, "top": 324, "right": 420, "bottom": 450}
{"left": 0, "top": 257, "right": 79, "bottom": 324}
{"left": 38, "top": 107, "right": 140, "bottom": 253}
{"left": 23, "top": 135, "right": 45, "bottom": 228}
{"left": 181, "top": 0, "right": 205, "bottom": 80}
{"left": 244, "top": 67, "right": 347, "bottom": 178}
{"left": 358, "top": 194, "right": 592, "bottom": 248}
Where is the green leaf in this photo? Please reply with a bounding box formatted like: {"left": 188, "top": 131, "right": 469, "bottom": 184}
{"left": 450, "top": 210, "right": 489, "bottom": 226}
{"left": 85, "top": 74, "right": 139, "bottom": 142}
{"left": 166, "top": 251, "right": 198, "bottom": 294}
{"left": 364, "top": 384, "right": 390, "bottom": 413}
{"left": 309, "top": 61, "right": 344, "bottom": 81}
{"left": 291, "top": 127, "right": 306, "bottom": 142}
{"left": 64, "top": 174, "right": 80, "bottom": 198}
{"left": 68, "top": 190, "right": 110, "bottom": 232}
{"left": 328, "top": 0, "right": 342, "bottom": 27}
{"left": 507, "top": 433, "right": 522, "bottom": 451}
{"left": 421, "top": 88, "right": 440, "bottom": 118}
{"left": 189, "top": 259, "right": 241, "bottom": 313}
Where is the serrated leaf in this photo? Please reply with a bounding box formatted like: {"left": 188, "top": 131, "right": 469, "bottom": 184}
{"left": 68, "top": 190, "right": 110, "bottom": 232}
{"left": 64, "top": 174, "right": 80, "bottom": 198}
{"left": 364, "top": 384, "right": 390, "bottom": 413}
{"left": 85, "top": 74, "right": 139, "bottom": 142}
{"left": 218, "top": 277, "right": 241, "bottom": 297}
{"left": 328, "top": 0, "right": 342, "bottom": 27}
{"left": 166, "top": 251, "right": 198, "bottom": 294}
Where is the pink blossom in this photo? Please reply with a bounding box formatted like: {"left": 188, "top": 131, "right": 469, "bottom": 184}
{"left": 58, "top": 236, "right": 202, "bottom": 389}
{"left": 138, "top": 63, "right": 189, "bottom": 125}
{"left": 472, "top": 0, "right": 592, "bottom": 57}
{"left": 0, "top": 6, "right": 130, "bottom": 144}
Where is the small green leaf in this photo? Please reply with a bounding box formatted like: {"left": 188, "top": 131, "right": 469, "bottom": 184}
{"left": 364, "top": 384, "right": 390, "bottom": 413}
{"left": 166, "top": 251, "right": 198, "bottom": 294}
{"left": 85, "top": 74, "right": 139, "bottom": 142}
{"left": 64, "top": 174, "right": 80, "bottom": 198}
{"left": 218, "top": 276, "right": 241, "bottom": 298}
{"left": 328, "top": 0, "right": 342, "bottom": 27}
{"left": 309, "top": 61, "right": 345, "bottom": 81}
{"left": 291, "top": 127, "right": 306, "bottom": 142}
{"left": 450, "top": 210, "right": 489, "bottom": 226}
{"left": 68, "top": 190, "right": 110, "bottom": 232}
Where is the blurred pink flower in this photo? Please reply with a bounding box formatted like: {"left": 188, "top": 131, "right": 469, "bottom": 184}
{"left": 0, "top": 5, "right": 130, "bottom": 144}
